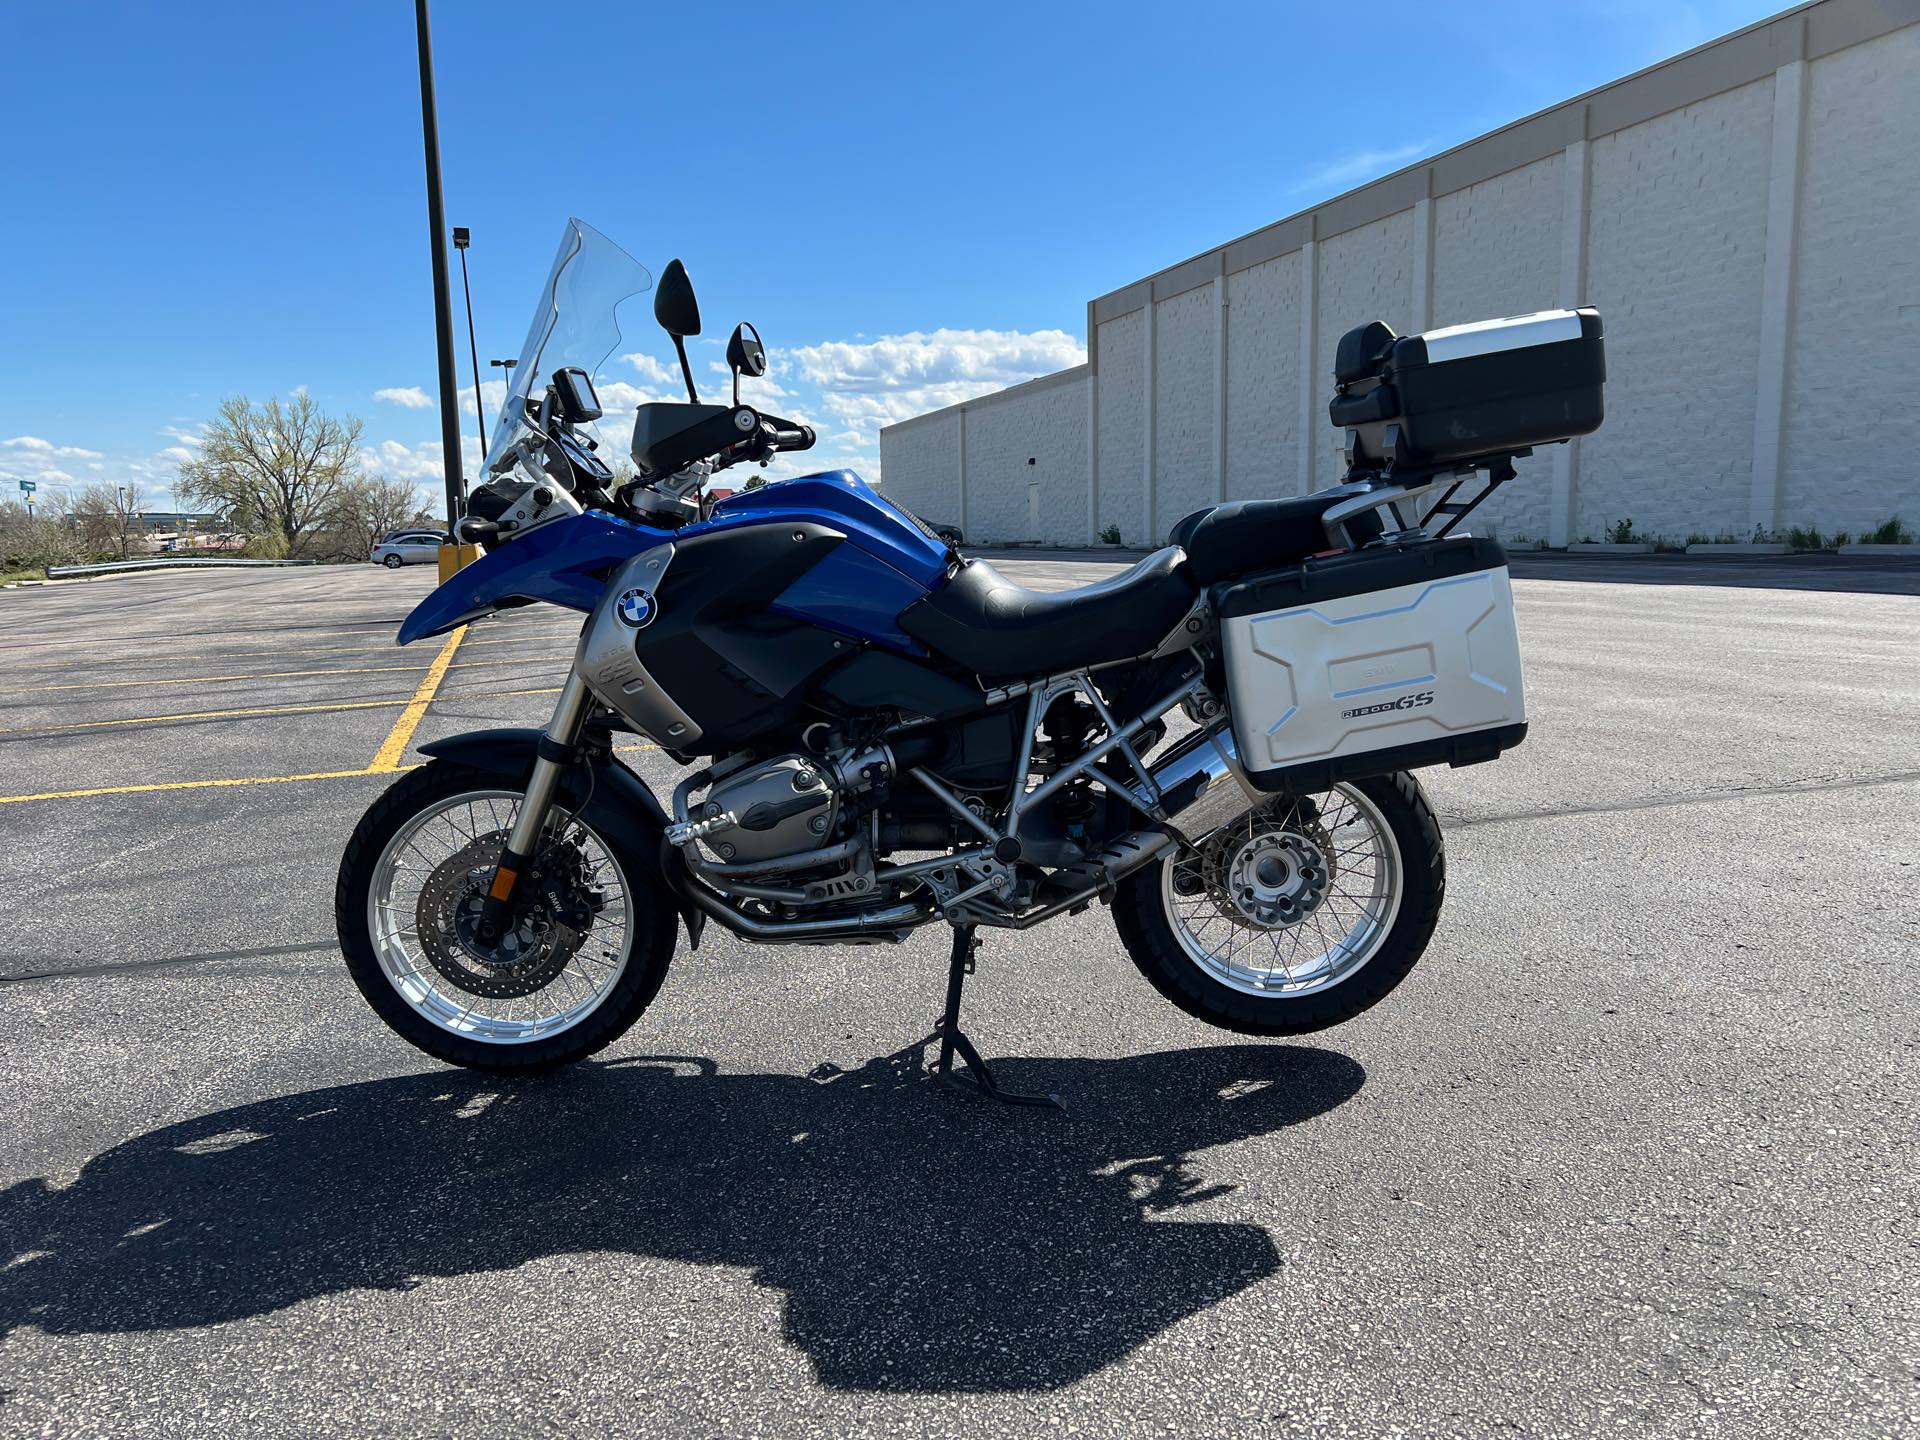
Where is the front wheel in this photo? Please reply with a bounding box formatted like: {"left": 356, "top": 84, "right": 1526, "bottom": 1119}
{"left": 1113, "top": 772, "right": 1444, "bottom": 1035}
{"left": 335, "top": 760, "right": 678, "bottom": 1071}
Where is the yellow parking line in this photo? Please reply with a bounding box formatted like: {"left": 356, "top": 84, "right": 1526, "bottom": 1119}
{"left": 0, "top": 629, "right": 565, "bottom": 660}
{"left": 368, "top": 627, "right": 467, "bottom": 772}
{"left": 0, "top": 656, "right": 524, "bottom": 696}
{"left": 0, "top": 767, "right": 403, "bottom": 806}
{"left": 0, "top": 696, "right": 419, "bottom": 735}
{"left": 0, "top": 676, "right": 561, "bottom": 739}
{"left": 0, "top": 741, "right": 655, "bottom": 805}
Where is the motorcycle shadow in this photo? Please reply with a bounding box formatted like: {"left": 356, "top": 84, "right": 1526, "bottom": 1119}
{"left": 0, "top": 1039, "right": 1363, "bottom": 1393}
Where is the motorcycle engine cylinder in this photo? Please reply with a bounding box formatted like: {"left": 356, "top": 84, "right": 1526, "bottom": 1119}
{"left": 701, "top": 755, "right": 839, "bottom": 864}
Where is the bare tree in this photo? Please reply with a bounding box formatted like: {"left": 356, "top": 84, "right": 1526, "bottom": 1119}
{"left": 323, "top": 475, "right": 432, "bottom": 560}
{"left": 74, "top": 482, "right": 147, "bottom": 560}
{"left": 0, "top": 495, "right": 86, "bottom": 573}
{"left": 177, "top": 393, "right": 363, "bottom": 556}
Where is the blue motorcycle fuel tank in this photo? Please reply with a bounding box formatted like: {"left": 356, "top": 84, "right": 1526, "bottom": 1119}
{"left": 398, "top": 471, "right": 949, "bottom": 652}
{"left": 703, "top": 471, "right": 949, "bottom": 650}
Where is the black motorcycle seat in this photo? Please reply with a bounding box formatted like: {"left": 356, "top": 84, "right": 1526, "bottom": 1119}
{"left": 1168, "top": 494, "right": 1343, "bottom": 584}
{"left": 899, "top": 547, "right": 1197, "bottom": 681}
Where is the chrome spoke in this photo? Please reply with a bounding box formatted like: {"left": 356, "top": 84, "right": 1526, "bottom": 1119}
{"left": 1158, "top": 783, "right": 1402, "bottom": 1000}
{"left": 366, "top": 788, "right": 634, "bottom": 1045}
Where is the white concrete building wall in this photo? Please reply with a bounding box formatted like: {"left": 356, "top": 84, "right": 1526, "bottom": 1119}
{"left": 1782, "top": 24, "right": 1920, "bottom": 538}
{"left": 1430, "top": 156, "right": 1565, "bottom": 327}
{"left": 953, "top": 370, "right": 1091, "bottom": 545}
{"left": 1095, "top": 312, "right": 1146, "bottom": 543}
{"left": 880, "top": 0, "right": 1920, "bottom": 549}
{"left": 872, "top": 410, "right": 962, "bottom": 531}
{"left": 1225, "top": 251, "right": 1304, "bottom": 501}
{"left": 1577, "top": 79, "right": 1775, "bottom": 543}
{"left": 1429, "top": 157, "right": 1565, "bottom": 545}
{"left": 1152, "top": 285, "right": 1219, "bottom": 536}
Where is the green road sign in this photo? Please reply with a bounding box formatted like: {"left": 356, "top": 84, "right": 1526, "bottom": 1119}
{"left": 17, "top": 480, "right": 35, "bottom": 493}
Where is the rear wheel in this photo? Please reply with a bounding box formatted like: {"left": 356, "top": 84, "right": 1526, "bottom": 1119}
{"left": 1112, "top": 772, "right": 1443, "bottom": 1034}
{"left": 335, "top": 761, "right": 678, "bottom": 1071}
{"left": 382, "top": 553, "right": 404, "bottom": 569}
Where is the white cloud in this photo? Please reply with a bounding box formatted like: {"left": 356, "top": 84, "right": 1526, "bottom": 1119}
{"left": 373, "top": 386, "right": 434, "bottom": 409}
{"left": 621, "top": 352, "right": 677, "bottom": 386}
{"left": 365, "top": 436, "right": 479, "bottom": 483}
{"left": 782, "top": 327, "right": 1086, "bottom": 479}
{"left": 593, "top": 379, "right": 673, "bottom": 413}
{"left": 3, "top": 435, "right": 103, "bottom": 459}
{"left": 703, "top": 359, "right": 790, "bottom": 401}
{"left": 159, "top": 446, "right": 196, "bottom": 464}
{"left": 458, "top": 377, "right": 511, "bottom": 424}
{"left": 792, "top": 328, "right": 1084, "bottom": 399}
{"left": 1289, "top": 140, "right": 1434, "bottom": 197}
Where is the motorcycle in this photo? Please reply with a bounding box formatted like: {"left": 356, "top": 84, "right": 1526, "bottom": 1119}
{"left": 336, "top": 219, "right": 1605, "bottom": 1104}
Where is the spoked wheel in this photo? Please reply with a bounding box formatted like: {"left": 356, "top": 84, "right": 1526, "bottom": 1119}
{"left": 336, "top": 761, "right": 677, "bottom": 1071}
{"left": 1113, "top": 771, "right": 1444, "bottom": 1034}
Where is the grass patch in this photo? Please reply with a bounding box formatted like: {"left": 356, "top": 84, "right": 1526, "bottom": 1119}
{"left": 1864, "top": 515, "right": 1914, "bottom": 545}
{"left": 1786, "top": 526, "right": 1834, "bottom": 552}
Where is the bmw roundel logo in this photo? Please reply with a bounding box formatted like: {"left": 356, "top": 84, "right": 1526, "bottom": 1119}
{"left": 614, "top": 587, "right": 657, "bottom": 628}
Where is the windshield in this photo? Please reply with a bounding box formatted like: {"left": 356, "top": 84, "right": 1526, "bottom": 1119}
{"left": 483, "top": 218, "right": 653, "bottom": 475}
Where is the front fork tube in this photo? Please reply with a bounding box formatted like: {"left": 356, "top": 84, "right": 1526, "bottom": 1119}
{"left": 473, "top": 669, "right": 594, "bottom": 945}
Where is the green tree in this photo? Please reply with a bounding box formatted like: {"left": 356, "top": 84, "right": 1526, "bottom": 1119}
{"left": 177, "top": 393, "right": 362, "bottom": 556}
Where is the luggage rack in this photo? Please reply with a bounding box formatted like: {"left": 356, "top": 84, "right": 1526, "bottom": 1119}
{"left": 1320, "top": 447, "right": 1531, "bottom": 551}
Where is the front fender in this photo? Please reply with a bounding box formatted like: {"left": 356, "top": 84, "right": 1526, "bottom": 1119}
{"left": 417, "top": 727, "right": 702, "bottom": 946}
{"left": 397, "top": 511, "right": 669, "bottom": 645}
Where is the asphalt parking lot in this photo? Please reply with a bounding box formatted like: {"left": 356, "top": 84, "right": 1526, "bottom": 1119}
{"left": 1, "top": 554, "right": 1915, "bottom": 1439}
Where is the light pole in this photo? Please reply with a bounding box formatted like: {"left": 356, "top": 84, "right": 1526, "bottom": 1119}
{"left": 452, "top": 227, "right": 492, "bottom": 453}
{"left": 489, "top": 358, "right": 518, "bottom": 430}
{"left": 414, "top": 0, "right": 466, "bottom": 567}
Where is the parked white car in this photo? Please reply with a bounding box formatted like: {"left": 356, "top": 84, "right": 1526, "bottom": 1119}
{"left": 371, "top": 530, "right": 446, "bottom": 568}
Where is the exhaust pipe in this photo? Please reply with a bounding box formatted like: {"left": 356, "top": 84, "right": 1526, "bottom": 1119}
{"left": 1149, "top": 722, "right": 1260, "bottom": 836}
{"left": 1007, "top": 725, "right": 1257, "bottom": 919}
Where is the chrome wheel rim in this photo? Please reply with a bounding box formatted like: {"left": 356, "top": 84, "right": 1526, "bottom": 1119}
{"left": 1160, "top": 784, "right": 1402, "bottom": 998}
{"left": 367, "top": 789, "right": 633, "bottom": 1043}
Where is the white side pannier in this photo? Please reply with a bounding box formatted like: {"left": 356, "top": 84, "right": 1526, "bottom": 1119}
{"left": 1215, "top": 536, "right": 1527, "bottom": 793}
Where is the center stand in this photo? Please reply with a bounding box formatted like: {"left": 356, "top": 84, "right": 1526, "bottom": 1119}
{"left": 933, "top": 924, "right": 1066, "bottom": 1112}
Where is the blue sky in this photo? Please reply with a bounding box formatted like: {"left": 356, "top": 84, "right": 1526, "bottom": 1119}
{"left": 0, "top": 0, "right": 1787, "bottom": 509}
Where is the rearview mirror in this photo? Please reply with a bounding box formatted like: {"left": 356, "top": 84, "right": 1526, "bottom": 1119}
{"left": 726, "top": 322, "right": 767, "bottom": 378}
{"left": 726, "top": 321, "right": 767, "bottom": 406}
{"left": 653, "top": 259, "right": 702, "bottom": 339}
{"left": 653, "top": 259, "right": 702, "bottom": 403}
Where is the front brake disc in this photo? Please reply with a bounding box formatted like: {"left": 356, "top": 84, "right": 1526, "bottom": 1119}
{"left": 414, "top": 832, "right": 584, "bottom": 999}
